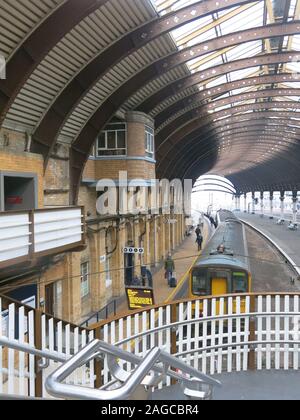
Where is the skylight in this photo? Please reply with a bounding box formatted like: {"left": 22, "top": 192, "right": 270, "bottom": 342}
{"left": 151, "top": 0, "right": 300, "bottom": 174}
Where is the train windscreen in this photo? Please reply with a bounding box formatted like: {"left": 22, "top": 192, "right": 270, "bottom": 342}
{"left": 232, "top": 272, "right": 248, "bottom": 293}
{"left": 192, "top": 270, "right": 207, "bottom": 296}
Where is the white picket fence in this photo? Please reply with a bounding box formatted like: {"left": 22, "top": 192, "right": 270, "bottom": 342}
{"left": 96, "top": 294, "right": 300, "bottom": 386}
{"left": 2, "top": 294, "right": 300, "bottom": 399}
{"left": 0, "top": 298, "right": 94, "bottom": 399}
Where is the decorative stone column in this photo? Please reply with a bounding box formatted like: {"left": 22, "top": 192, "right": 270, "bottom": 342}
{"left": 90, "top": 229, "right": 106, "bottom": 312}
{"left": 159, "top": 215, "right": 167, "bottom": 260}
{"left": 112, "top": 224, "right": 125, "bottom": 298}
{"left": 62, "top": 253, "right": 82, "bottom": 324}
{"left": 260, "top": 192, "right": 264, "bottom": 217}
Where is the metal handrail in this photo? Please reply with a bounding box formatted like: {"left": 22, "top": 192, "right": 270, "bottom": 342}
{"left": 45, "top": 339, "right": 221, "bottom": 400}
{"left": 0, "top": 337, "right": 66, "bottom": 363}
{"left": 0, "top": 335, "right": 220, "bottom": 396}
{"left": 80, "top": 299, "right": 118, "bottom": 328}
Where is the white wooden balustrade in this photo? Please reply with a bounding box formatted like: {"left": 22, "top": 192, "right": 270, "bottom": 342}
{"left": 2, "top": 293, "right": 300, "bottom": 399}
{"left": 0, "top": 297, "right": 94, "bottom": 399}
{"left": 0, "top": 207, "right": 85, "bottom": 269}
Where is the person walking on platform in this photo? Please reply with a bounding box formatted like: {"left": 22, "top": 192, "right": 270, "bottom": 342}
{"left": 164, "top": 253, "right": 175, "bottom": 285}
{"left": 195, "top": 225, "right": 202, "bottom": 238}
{"left": 196, "top": 234, "right": 203, "bottom": 252}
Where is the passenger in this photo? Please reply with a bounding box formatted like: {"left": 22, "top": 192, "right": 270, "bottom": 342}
{"left": 164, "top": 253, "right": 175, "bottom": 285}
{"left": 132, "top": 273, "right": 141, "bottom": 286}
{"left": 196, "top": 234, "right": 203, "bottom": 251}
{"left": 195, "top": 225, "right": 202, "bottom": 238}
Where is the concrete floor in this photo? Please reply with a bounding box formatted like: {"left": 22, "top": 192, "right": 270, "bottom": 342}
{"left": 151, "top": 371, "right": 300, "bottom": 400}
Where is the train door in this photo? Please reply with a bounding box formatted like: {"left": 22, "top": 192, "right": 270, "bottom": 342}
{"left": 210, "top": 270, "right": 229, "bottom": 314}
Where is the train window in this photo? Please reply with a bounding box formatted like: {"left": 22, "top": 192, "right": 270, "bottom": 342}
{"left": 192, "top": 270, "right": 207, "bottom": 296}
{"left": 232, "top": 272, "right": 248, "bottom": 293}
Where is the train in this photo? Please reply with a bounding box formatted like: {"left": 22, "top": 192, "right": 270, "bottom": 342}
{"left": 189, "top": 210, "right": 252, "bottom": 306}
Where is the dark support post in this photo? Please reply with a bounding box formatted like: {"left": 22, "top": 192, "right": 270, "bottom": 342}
{"left": 34, "top": 310, "right": 43, "bottom": 398}
{"left": 248, "top": 295, "right": 256, "bottom": 371}
{"left": 94, "top": 327, "right": 103, "bottom": 389}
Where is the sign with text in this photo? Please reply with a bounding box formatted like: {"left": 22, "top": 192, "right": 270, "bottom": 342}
{"left": 126, "top": 287, "right": 155, "bottom": 310}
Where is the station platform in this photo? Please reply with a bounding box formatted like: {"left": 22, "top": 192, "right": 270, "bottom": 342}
{"left": 152, "top": 371, "right": 300, "bottom": 400}
{"left": 112, "top": 219, "right": 213, "bottom": 317}
{"left": 240, "top": 213, "right": 300, "bottom": 278}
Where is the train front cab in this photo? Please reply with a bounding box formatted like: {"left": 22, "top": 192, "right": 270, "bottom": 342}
{"left": 190, "top": 264, "right": 252, "bottom": 314}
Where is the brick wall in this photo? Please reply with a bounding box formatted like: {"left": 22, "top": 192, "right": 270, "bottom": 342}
{"left": 0, "top": 148, "right": 44, "bottom": 208}
{"left": 0, "top": 128, "right": 27, "bottom": 153}
{"left": 44, "top": 144, "right": 70, "bottom": 206}
{"left": 84, "top": 159, "right": 156, "bottom": 181}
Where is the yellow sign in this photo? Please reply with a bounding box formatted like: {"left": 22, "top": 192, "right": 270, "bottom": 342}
{"left": 126, "top": 287, "right": 155, "bottom": 310}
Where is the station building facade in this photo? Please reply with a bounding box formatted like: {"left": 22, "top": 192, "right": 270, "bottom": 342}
{"left": 0, "top": 111, "right": 187, "bottom": 324}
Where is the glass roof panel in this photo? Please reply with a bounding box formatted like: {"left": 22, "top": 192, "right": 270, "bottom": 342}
{"left": 151, "top": 0, "right": 300, "bottom": 168}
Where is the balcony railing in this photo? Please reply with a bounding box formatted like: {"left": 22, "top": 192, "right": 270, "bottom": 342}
{"left": 0, "top": 207, "right": 85, "bottom": 269}
{"left": 2, "top": 293, "right": 300, "bottom": 400}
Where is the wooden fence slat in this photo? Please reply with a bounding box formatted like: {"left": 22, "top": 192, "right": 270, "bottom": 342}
{"left": 275, "top": 296, "right": 281, "bottom": 370}
{"left": 18, "top": 306, "right": 25, "bottom": 396}
{"left": 202, "top": 299, "right": 208, "bottom": 374}
{"left": 210, "top": 299, "right": 216, "bottom": 375}
{"left": 8, "top": 304, "right": 15, "bottom": 395}
{"left": 28, "top": 311, "right": 35, "bottom": 397}
{"left": 284, "top": 296, "right": 290, "bottom": 370}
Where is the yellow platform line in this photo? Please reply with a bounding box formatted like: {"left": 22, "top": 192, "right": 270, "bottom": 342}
{"left": 128, "top": 221, "right": 211, "bottom": 350}
{"left": 164, "top": 224, "right": 210, "bottom": 303}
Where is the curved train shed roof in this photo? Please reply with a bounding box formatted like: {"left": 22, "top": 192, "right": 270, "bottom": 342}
{"left": 0, "top": 0, "right": 300, "bottom": 198}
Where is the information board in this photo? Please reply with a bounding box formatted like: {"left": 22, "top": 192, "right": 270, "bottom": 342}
{"left": 126, "top": 287, "right": 155, "bottom": 310}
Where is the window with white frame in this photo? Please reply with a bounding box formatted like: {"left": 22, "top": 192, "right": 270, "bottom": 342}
{"left": 95, "top": 123, "right": 127, "bottom": 157}
{"left": 81, "top": 262, "right": 90, "bottom": 299}
{"left": 145, "top": 126, "right": 155, "bottom": 159}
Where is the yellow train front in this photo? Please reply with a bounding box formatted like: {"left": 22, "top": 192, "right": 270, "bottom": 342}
{"left": 190, "top": 210, "right": 251, "bottom": 313}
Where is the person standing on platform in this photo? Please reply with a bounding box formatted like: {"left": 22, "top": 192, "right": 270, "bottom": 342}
{"left": 132, "top": 273, "right": 141, "bottom": 286}
{"left": 164, "top": 254, "right": 175, "bottom": 285}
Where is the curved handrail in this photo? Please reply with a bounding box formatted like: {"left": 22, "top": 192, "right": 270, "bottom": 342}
{"left": 45, "top": 339, "right": 221, "bottom": 401}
